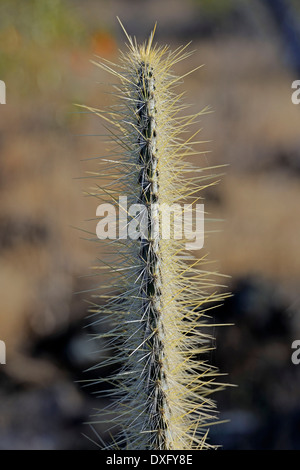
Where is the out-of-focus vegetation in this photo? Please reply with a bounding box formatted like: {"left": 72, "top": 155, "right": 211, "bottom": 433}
{"left": 0, "top": 0, "right": 118, "bottom": 101}
{"left": 194, "top": 0, "right": 300, "bottom": 15}
{"left": 0, "top": 0, "right": 85, "bottom": 44}
{"left": 193, "top": 0, "right": 241, "bottom": 17}
{"left": 0, "top": 0, "right": 86, "bottom": 98}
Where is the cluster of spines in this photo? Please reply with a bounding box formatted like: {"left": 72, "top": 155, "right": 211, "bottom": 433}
{"left": 82, "top": 21, "right": 228, "bottom": 450}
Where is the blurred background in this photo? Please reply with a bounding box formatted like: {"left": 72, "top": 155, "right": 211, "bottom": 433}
{"left": 0, "top": 0, "right": 300, "bottom": 450}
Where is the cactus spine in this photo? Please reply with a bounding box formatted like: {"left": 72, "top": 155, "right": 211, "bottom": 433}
{"left": 83, "top": 21, "right": 227, "bottom": 450}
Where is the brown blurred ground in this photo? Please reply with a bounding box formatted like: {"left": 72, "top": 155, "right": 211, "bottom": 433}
{"left": 0, "top": 0, "right": 300, "bottom": 449}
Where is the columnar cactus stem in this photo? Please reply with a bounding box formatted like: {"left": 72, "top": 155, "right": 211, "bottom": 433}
{"left": 82, "top": 21, "right": 227, "bottom": 450}
{"left": 136, "top": 59, "right": 169, "bottom": 448}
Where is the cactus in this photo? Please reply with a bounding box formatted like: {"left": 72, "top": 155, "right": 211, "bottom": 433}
{"left": 81, "top": 20, "right": 227, "bottom": 451}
